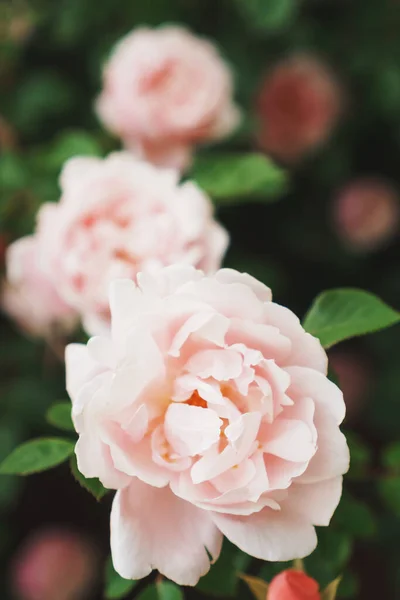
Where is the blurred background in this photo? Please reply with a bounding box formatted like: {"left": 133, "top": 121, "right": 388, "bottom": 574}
{"left": 0, "top": 0, "right": 399, "bottom": 598}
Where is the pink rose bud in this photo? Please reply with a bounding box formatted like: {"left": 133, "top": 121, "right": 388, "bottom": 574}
{"left": 96, "top": 26, "right": 241, "bottom": 170}
{"left": 268, "top": 569, "right": 321, "bottom": 600}
{"left": 65, "top": 266, "right": 349, "bottom": 586}
{"left": 333, "top": 178, "right": 399, "bottom": 252}
{"left": 2, "top": 236, "right": 76, "bottom": 338}
{"left": 12, "top": 529, "right": 98, "bottom": 600}
{"left": 35, "top": 153, "right": 229, "bottom": 334}
{"left": 256, "top": 56, "right": 342, "bottom": 162}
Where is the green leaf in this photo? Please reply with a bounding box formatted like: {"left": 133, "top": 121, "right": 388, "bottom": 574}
{"left": 192, "top": 153, "right": 287, "bottom": 204}
{"left": 104, "top": 556, "right": 137, "bottom": 599}
{"left": 0, "top": 438, "right": 74, "bottom": 475}
{"left": 333, "top": 493, "right": 376, "bottom": 538}
{"left": 239, "top": 574, "right": 268, "bottom": 600}
{"left": 41, "top": 129, "right": 102, "bottom": 172}
{"left": 196, "top": 541, "right": 250, "bottom": 596}
{"left": 379, "top": 478, "right": 400, "bottom": 517}
{"left": 346, "top": 432, "right": 372, "bottom": 480}
{"left": 383, "top": 442, "right": 400, "bottom": 472}
{"left": 157, "top": 581, "right": 183, "bottom": 600}
{"left": 70, "top": 455, "right": 108, "bottom": 501}
{"left": 12, "top": 71, "right": 76, "bottom": 135}
{"left": 46, "top": 402, "right": 74, "bottom": 432}
{"left": 303, "top": 289, "right": 400, "bottom": 348}
{"left": 321, "top": 577, "right": 341, "bottom": 600}
{"left": 136, "top": 585, "right": 158, "bottom": 600}
{"left": 0, "top": 153, "right": 28, "bottom": 192}
{"left": 234, "top": 0, "right": 298, "bottom": 32}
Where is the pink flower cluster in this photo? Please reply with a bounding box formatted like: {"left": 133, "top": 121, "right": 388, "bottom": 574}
{"left": 66, "top": 266, "right": 349, "bottom": 585}
{"left": 2, "top": 24, "right": 351, "bottom": 590}
{"left": 96, "top": 26, "right": 241, "bottom": 170}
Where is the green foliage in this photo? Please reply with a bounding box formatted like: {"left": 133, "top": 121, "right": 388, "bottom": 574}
{"left": 157, "top": 581, "right": 184, "bottom": 600}
{"left": 234, "top": 0, "right": 298, "bottom": 33}
{"left": 70, "top": 454, "right": 108, "bottom": 501}
{"left": 303, "top": 289, "right": 400, "bottom": 348}
{"left": 136, "top": 585, "right": 159, "bottom": 600}
{"left": 0, "top": 153, "right": 28, "bottom": 192}
{"left": 11, "top": 72, "right": 76, "bottom": 136}
{"left": 379, "top": 478, "right": 400, "bottom": 518}
{"left": 192, "top": 153, "right": 287, "bottom": 204}
{"left": 0, "top": 438, "right": 74, "bottom": 475}
{"left": 333, "top": 493, "right": 376, "bottom": 539}
{"left": 383, "top": 442, "right": 400, "bottom": 472}
{"left": 46, "top": 401, "right": 75, "bottom": 432}
{"left": 346, "top": 432, "right": 372, "bottom": 480}
{"left": 35, "top": 129, "right": 103, "bottom": 172}
{"left": 104, "top": 556, "right": 138, "bottom": 599}
{"left": 196, "top": 541, "right": 250, "bottom": 597}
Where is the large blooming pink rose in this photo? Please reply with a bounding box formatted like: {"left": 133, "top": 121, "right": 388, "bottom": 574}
{"left": 37, "top": 153, "right": 228, "bottom": 334}
{"left": 2, "top": 236, "right": 76, "bottom": 338}
{"left": 268, "top": 569, "right": 321, "bottom": 600}
{"left": 65, "top": 266, "right": 349, "bottom": 586}
{"left": 96, "top": 26, "right": 240, "bottom": 170}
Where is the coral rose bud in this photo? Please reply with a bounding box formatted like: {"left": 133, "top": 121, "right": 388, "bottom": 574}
{"left": 268, "top": 569, "right": 321, "bottom": 600}
{"left": 96, "top": 26, "right": 240, "bottom": 170}
{"left": 65, "top": 265, "right": 349, "bottom": 586}
{"left": 256, "top": 55, "right": 342, "bottom": 162}
{"left": 11, "top": 529, "right": 98, "bottom": 600}
{"left": 36, "top": 153, "right": 229, "bottom": 334}
{"left": 333, "top": 178, "right": 399, "bottom": 252}
{"left": 2, "top": 236, "right": 76, "bottom": 338}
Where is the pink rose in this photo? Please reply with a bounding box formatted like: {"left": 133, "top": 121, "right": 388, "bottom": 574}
{"left": 37, "top": 152, "right": 228, "bottom": 334}
{"left": 11, "top": 528, "right": 98, "bottom": 600}
{"left": 96, "top": 26, "right": 240, "bottom": 170}
{"left": 65, "top": 266, "right": 349, "bottom": 586}
{"left": 329, "top": 350, "right": 370, "bottom": 422}
{"left": 333, "top": 178, "right": 399, "bottom": 252}
{"left": 268, "top": 569, "right": 321, "bottom": 600}
{"left": 2, "top": 236, "right": 76, "bottom": 338}
{"left": 256, "top": 56, "right": 342, "bottom": 162}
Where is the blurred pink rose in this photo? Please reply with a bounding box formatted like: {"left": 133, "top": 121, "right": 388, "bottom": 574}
{"left": 65, "top": 266, "right": 349, "bottom": 586}
{"left": 2, "top": 236, "right": 76, "bottom": 338}
{"left": 37, "top": 153, "right": 228, "bottom": 334}
{"left": 333, "top": 178, "right": 399, "bottom": 252}
{"left": 329, "top": 350, "right": 370, "bottom": 422}
{"left": 268, "top": 569, "right": 321, "bottom": 600}
{"left": 256, "top": 56, "right": 342, "bottom": 162}
{"left": 12, "top": 529, "right": 98, "bottom": 600}
{"left": 96, "top": 26, "right": 240, "bottom": 170}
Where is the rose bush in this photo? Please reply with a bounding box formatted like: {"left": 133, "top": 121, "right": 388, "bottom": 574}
{"left": 96, "top": 26, "right": 240, "bottom": 169}
{"left": 65, "top": 265, "right": 349, "bottom": 585}
{"left": 31, "top": 153, "right": 228, "bottom": 334}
